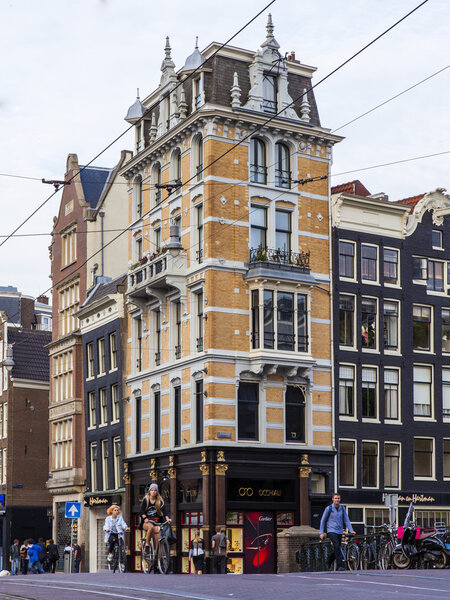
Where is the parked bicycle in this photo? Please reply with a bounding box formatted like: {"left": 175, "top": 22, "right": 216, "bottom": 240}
{"left": 108, "top": 532, "right": 126, "bottom": 573}
{"left": 377, "top": 524, "right": 397, "bottom": 570}
{"left": 141, "top": 520, "right": 170, "bottom": 574}
{"left": 329, "top": 533, "right": 359, "bottom": 571}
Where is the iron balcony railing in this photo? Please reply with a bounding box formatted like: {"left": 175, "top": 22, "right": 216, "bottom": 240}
{"left": 249, "top": 247, "right": 310, "bottom": 271}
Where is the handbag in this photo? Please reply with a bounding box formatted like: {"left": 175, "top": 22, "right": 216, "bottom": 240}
{"left": 166, "top": 523, "right": 177, "bottom": 545}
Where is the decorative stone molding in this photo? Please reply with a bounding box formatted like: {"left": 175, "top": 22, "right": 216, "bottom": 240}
{"left": 215, "top": 463, "right": 228, "bottom": 476}
{"left": 217, "top": 450, "right": 226, "bottom": 462}
{"left": 200, "top": 464, "right": 210, "bottom": 475}
{"left": 168, "top": 468, "right": 176, "bottom": 479}
{"left": 230, "top": 72, "right": 241, "bottom": 108}
{"left": 299, "top": 466, "right": 311, "bottom": 478}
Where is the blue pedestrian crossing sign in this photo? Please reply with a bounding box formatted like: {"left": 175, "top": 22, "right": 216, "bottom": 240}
{"left": 65, "top": 501, "right": 82, "bottom": 519}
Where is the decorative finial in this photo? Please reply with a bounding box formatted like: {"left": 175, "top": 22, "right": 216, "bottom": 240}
{"left": 149, "top": 112, "right": 157, "bottom": 142}
{"left": 230, "top": 71, "right": 241, "bottom": 108}
{"left": 195, "top": 36, "right": 199, "bottom": 49}
{"left": 165, "top": 36, "right": 172, "bottom": 59}
{"left": 136, "top": 87, "right": 140, "bottom": 100}
{"left": 266, "top": 13, "right": 274, "bottom": 37}
{"left": 300, "top": 88, "right": 311, "bottom": 122}
{"left": 179, "top": 86, "right": 188, "bottom": 119}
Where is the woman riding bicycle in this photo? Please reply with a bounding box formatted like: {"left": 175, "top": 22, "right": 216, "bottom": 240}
{"left": 140, "top": 483, "right": 171, "bottom": 555}
{"left": 104, "top": 504, "right": 129, "bottom": 563}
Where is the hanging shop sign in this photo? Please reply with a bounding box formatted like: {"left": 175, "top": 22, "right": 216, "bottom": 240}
{"left": 83, "top": 494, "right": 122, "bottom": 508}
{"left": 227, "top": 479, "right": 295, "bottom": 503}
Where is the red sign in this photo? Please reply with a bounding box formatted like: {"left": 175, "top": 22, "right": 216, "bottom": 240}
{"left": 243, "top": 512, "right": 274, "bottom": 574}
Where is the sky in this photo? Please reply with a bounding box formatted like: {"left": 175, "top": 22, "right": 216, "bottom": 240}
{"left": 0, "top": 0, "right": 449, "bottom": 298}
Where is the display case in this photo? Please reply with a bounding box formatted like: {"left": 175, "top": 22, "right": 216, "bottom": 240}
{"left": 276, "top": 511, "right": 294, "bottom": 533}
{"left": 132, "top": 513, "right": 143, "bottom": 572}
{"left": 226, "top": 511, "right": 244, "bottom": 574}
{"left": 180, "top": 511, "right": 204, "bottom": 574}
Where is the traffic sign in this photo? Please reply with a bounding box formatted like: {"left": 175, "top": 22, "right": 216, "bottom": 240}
{"left": 65, "top": 501, "right": 82, "bottom": 519}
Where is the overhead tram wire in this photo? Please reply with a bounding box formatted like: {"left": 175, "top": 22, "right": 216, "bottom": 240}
{"left": 0, "top": 0, "right": 277, "bottom": 251}
{"left": 2, "top": 0, "right": 432, "bottom": 341}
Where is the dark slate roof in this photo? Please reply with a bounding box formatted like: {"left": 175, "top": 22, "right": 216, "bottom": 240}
{"left": 331, "top": 180, "right": 371, "bottom": 197}
{"left": 79, "top": 166, "right": 113, "bottom": 209}
{"left": 0, "top": 296, "right": 21, "bottom": 324}
{"left": 394, "top": 193, "right": 425, "bottom": 213}
{"left": 9, "top": 329, "right": 51, "bottom": 382}
{"left": 84, "top": 274, "right": 127, "bottom": 307}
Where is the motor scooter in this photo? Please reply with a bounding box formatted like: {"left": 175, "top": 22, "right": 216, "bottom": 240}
{"left": 392, "top": 503, "right": 448, "bottom": 569}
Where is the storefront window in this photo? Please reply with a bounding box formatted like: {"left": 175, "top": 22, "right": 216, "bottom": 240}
{"left": 180, "top": 511, "right": 204, "bottom": 573}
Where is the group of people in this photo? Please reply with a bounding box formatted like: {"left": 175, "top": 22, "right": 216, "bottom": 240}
{"left": 9, "top": 538, "right": 60, "bottom": 575}
{"left": 188, "top": 526, "right": 230, "bottom": 575}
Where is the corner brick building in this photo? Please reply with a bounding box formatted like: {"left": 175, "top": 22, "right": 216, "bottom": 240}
{"left": 120, "top": 16, "right": 342, "bottom": 573}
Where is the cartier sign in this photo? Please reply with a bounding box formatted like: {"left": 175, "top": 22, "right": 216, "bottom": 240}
{"left": 227, "top": 479, "right": 295, "bottom": 503}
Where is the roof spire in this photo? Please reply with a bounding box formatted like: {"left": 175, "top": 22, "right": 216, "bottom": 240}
{"left": 165, "top": 36, "right": 172, "bottom": 59}
{"left": 136, "top": 87, "right": 140, "bottom": 100}
{"left": 195, "top": 36, "right": 199, "bottom": 49}
{"left": 266, "top": 13, "right": 274, "bottom": 38}
{"left": 261, "top": 12, "right": 280, "bottom": 52}
{"left": 160, "top": 36, "right": 177, "bottom": 87}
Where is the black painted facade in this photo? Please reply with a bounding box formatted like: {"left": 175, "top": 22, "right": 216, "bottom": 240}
{"left": 333, "top": 190, "right": 450, "bottom": 529}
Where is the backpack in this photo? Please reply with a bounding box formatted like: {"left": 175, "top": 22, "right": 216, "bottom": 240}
{"left": 323, "top": 504, "right": 346, "bottom": 529}
{"left": 219, "top": 533, "right": 227, "bottom": 549}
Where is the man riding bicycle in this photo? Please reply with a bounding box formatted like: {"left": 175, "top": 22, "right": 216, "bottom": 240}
{"left": 140, "top": 483, "right": 171, "bottom": 556}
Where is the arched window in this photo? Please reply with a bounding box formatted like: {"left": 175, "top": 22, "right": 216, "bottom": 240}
{"left": 172, "top": 149, "right": 182, "bottom": 189}
{"left": 275, "top": 143, "right": 290, "bottom": 188}
{"left": 250, "top": 138, "right": 266, "bottom": 184}
{"left": 133, "top": 176, "right": 143, "bottom": 219}
{"left": 152, "top": 163, "right": 162, "bottom": 204}
{"left": 193, "top": 135, "right": 203, "bottom": 182}
{"left": 285, "top": 386, "right": 306, "bottom": 443}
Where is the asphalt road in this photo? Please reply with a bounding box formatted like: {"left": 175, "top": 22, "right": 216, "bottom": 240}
{"left": 1, "top": 571, "right": 450, "bottom": 600}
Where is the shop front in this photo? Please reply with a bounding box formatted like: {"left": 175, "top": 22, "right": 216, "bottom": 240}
{"left": 83, "top": 492, "right": 124, "bottom": 572}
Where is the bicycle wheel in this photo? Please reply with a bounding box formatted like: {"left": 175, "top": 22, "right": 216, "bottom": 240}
{"left": 118, "top": 540, "right": 126, "bottom": 573}
{"left": 157, "top": 538, "right": 170, "bottom": 574}
{"left": 378, "top": 540, "right": 393, "bottom": 570}
{"left": 360, "top": 545, "right": 371, "bottom": 570}
{"left": 141, "top": 539, "right": 154, "bottom": 574}
{"left": 112, "top": 544, "right": 120, "bottom": 574}
{"left": 346, "top": 542, "right": 360, "bottom": 571}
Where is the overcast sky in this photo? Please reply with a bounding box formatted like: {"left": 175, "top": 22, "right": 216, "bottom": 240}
{"left": 1, "top": 0, "right": 449, "bottom": 298}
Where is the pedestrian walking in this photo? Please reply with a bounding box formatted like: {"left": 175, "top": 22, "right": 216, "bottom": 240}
{"left": 188, "top": 529, "right": 205, "bottom": 574}
{"left": 26, "top": 539, "right": 45, "bottom": 574}
{"left": 19, "top": 541, "right": 28, "bottom": 575}
{"left": 9, "top": 539, "right": 19, "bottom": 575}
{"left": 72, "top": 541, "right": 82, "bottom": 573}
{"left": 211, "top": 526, "right": 229, "bottom": 574}
{"left": 319, "top": 493, "right": 355, "bottom": 571}
{"left": 46, "top": 540, "right": 59, "bottom": 573}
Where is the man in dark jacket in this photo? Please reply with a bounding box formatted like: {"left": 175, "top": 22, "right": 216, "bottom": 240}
{"left": 46, "top": 539, "right": 59, "bottom": 573}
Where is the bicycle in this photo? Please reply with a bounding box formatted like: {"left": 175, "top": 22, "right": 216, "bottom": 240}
{"left": 108, "top": 532, "right": 126, "bottom": 573}
{"left": 377, "top": 524, "right": 397, "bottom": 570}
{"left": 141, "top": 520, "right": 171, "bottom": 574}
{"left": 360, "top": 525, "right": 389, "bottom": 570}
{"left": 329, "top": 533, "right": 359, "bottom": 571}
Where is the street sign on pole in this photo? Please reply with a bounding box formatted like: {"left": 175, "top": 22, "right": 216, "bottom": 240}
{"left": 65, "top": 501, "right": 82, "bottom": 519}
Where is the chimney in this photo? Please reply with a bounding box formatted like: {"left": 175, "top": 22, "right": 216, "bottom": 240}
{"left": 36, "top": 295, "right": 49, "bottom": 305}
{"left": 287, "top": 51, "right": 296, "bottom": 61}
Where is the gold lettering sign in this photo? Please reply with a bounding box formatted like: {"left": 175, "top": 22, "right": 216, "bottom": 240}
{"left": 398, "top": 494, "right": 436, "bottom": 503}
{"left": 238, "top": 486, "right": 282, "bottom": 497}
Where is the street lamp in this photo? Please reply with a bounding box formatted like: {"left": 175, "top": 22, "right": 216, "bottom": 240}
{"left": 3, "top": 344, "right": 14, "bottom": 372}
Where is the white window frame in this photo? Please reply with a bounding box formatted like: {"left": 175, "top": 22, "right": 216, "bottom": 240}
{"left": 97, "top": 338, "right": 106, "bottom": 376}
{"left": 338, "top": 240, "right": 356, "bottom": 281}
{"left": 86, "top": 342, "right": 94, "bottom": 379}
{"left": 383, "top": 299, "right": 400, "bottom": 354}
{"left": 338, "top": 438, "right": 357, "bottom": 489}
{"left": 109, "top": 332, "right": 118, "bottom": 371}
{"left": 384, "top": 441, "right": 401, "bottom": 489}
{"left": 432, "top": 229, "right": 443, "bottom": 250}
{"left": 427, "top": 258, "right": 445, "bottom": 295}
{"left": 361, "top": 439, "right": 379, "bottom": 489}
{"left": 339, "top": 293, "right": 357, "bottom": 351}
{"left": 413, "top": 364, "right": 434, "bottom": 420}
{"left": 383, "top": 247, "right": 400, "bottom": 287}
{"left": 384, "top": 367, "right": 401, "bottom": 424}
{"left": 113, "top": 437, "right": 121, "bottom": 490}
{"left": 338, "top": 363, "right": 357, "bottom": 421}
{"left": 101, "top": 439, "right": 109, "bottom": 491}
{"left": 412, "top": 304, "right": 433, "bottom": 354}
{"left": 361, "top": 243, "right": 379, "bottom": 285}
{"left": 88, "top": 391, "right": 96, "bottom": 429}
{"left": 361, "top": 295, "right": 379, "bottom": 352}
{"left": 99, "top": 388, "right": 108, "bottom": 426}
{"left": 413, "top": 436, "right": 435, "bottom": 481}
{"left": 361, "top": 365, "right": 379, "bottom": 422}
{"left": 90, "top": 441, "right": 98, "bottom": 492}
{"left": 443, "top": 438, "right": 450, "bottom": 480}
{"left": 111, "top": 383, "right": 120, "bottom": 423}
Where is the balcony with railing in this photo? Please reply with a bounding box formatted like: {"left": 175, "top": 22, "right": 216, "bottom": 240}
{"left": 127, "top": 247, "right": 188, "bottom": 298}
{"left": 245, "top": 247, "right": 313, "bottom": 284}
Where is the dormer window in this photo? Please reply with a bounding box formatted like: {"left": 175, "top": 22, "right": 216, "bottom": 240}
{"left": 194, "top": 77, "right": 202, "bottom": 109}
{"left": 250, "top": 138, "right": 267, "bottom": 184}
{"left": 262, "top": 73, "right": 277, "bottom": 114}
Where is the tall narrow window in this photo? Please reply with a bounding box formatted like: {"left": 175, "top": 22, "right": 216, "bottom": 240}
{"left": 262, "top": 73, "right": 277, "bottom": 113}
{"left": 339, "top": 241, "right": 355, "bottom": 279}
{"left": 250, "top": 206, "right": 267, "bottom": 251}
{"left": 193, "top": 77, "right": 202, "bottom": 110}
{"left": 443, "top": 368, "right": 450, "bottom": 417}
{"left": 173, "top": 150, "right": 182, "bottom": 187}
{"left": 251, "top": 290, "right": 260, "bottom": 349}
{"left": 111, "top": 384, "right": 120, "bottom": 422}
{"left": 109, "top": 333, "right": 117, "bottom": 370}
{"left": 136, "top": 317, "right": 142, "bottom": 371}
{"left": 195, "top": 380, "right": 204, "bottom": 443}
{"left": 361, "top": 297, "right": 377, "bottom": 349}
{"left": 195, "top": 136, "right": 203, "bottom": 182}
{"left": 275, "top": 143, "right": 290, "bottom": 188}
{"left": 384, "top": 369, "right": 399, "bottom": 420}
{"left": 154, "top": 164, "right": 162, "bottom": 204}
{"left": 113, "top": 438, "right": 121, "bottom": 489}
{"left": 383, "top": 248, "right": 398, "bottom": 285}
{"left": 196, "top": 292, "right": 203, "bottom": 352}
{"left": 155, "top": 228, "right": 161, "bottom": 253}
{"left": 362, "top": 441, "right": 378, "bottom": 487}
{"left": 99, "top": 388, "right": 108, "bottom": 425}
{"left": 413, "top": 305, "right": 431, "bottom": 351}
{"left": 102, "top": 439, "right": 109, "bottom": 490}
{"left": 427, "top": 260, "right": 444, "bottom": 292}
{"left": 275, "top": 210, "right": 291, "bottom": 254}
{"left": 413, "top": 365, "right": 432, "bottom": 417}
{"left": 412, "top": 256, "right": 428, "bottom": 280}
{"left": 383, "top": 300, "right": 399, "bottom": 350}
{"left": 277, "top": 291, "right": 294, "bottom": 351}
{"left": 88, "top": 391, "right": 96, "bottom": 428}
{"left": 414, "top": 437, "right": 433, "bottom": 478}
{"left": 90, "top": 442, "right": 98, "bottom": 491}
{"left": 238, "top": 382, "right": 259, "bottom": 441}
{"left": 175, "top": 301, "right": 182, "bottom": 359}
{"left": 339, "top": 365, "right": 355, "bottom": 417}
{"left": 285, "top": 386, "right": 305, "bottom": 442}
{"left": 196, "top": 204, "right": 203, "bottom": 263}
{"left": 134, "top": 176, "right": 143, "bottom": 219}
{"left": 362, "top": 367, "right": 377, "bottom": 419}
{"left": 154, "top": 392, "right": 161, "bottom": 451}
{"left": 442, "top": 309, "right": 450, "bottom": 353}
{"left": 384, "top": 443, "right": 400, "bottom": 488}
{"left": 135, "top": 236, "right": 143, "bottom": 261}
{"left": 263, "top": 290, "right": 274, "bottom": 349}
{"left": 174, "top": 386, "right": 181, "bottom": 447}
{"left": 155, "top": 310, "right": 161, "bottom": 366}
{"left": 135, "top": 395, "right": 142, "bottom": 454}
{"left": 339, "top": 440, "right": 355, "bottom": 486}
{"left": 297, "top": 294, "right": 308, "bottom": 352}
{"left": 250, "top": 138, "right": 266, "bottom": 184}
{"left": 432, "top": 229, "right": 443, "bottom": 249}
{"left": 444, "top": 439, "right": 450, "bottom": 478}
{"left": 361, "top": 245, "right": 377, "bottom": 281}
{"left": 86, "top": 342, "right": 94, "bottom": 378}
{"left": 339, "top": 294, "right": 355, "bottom": 346}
